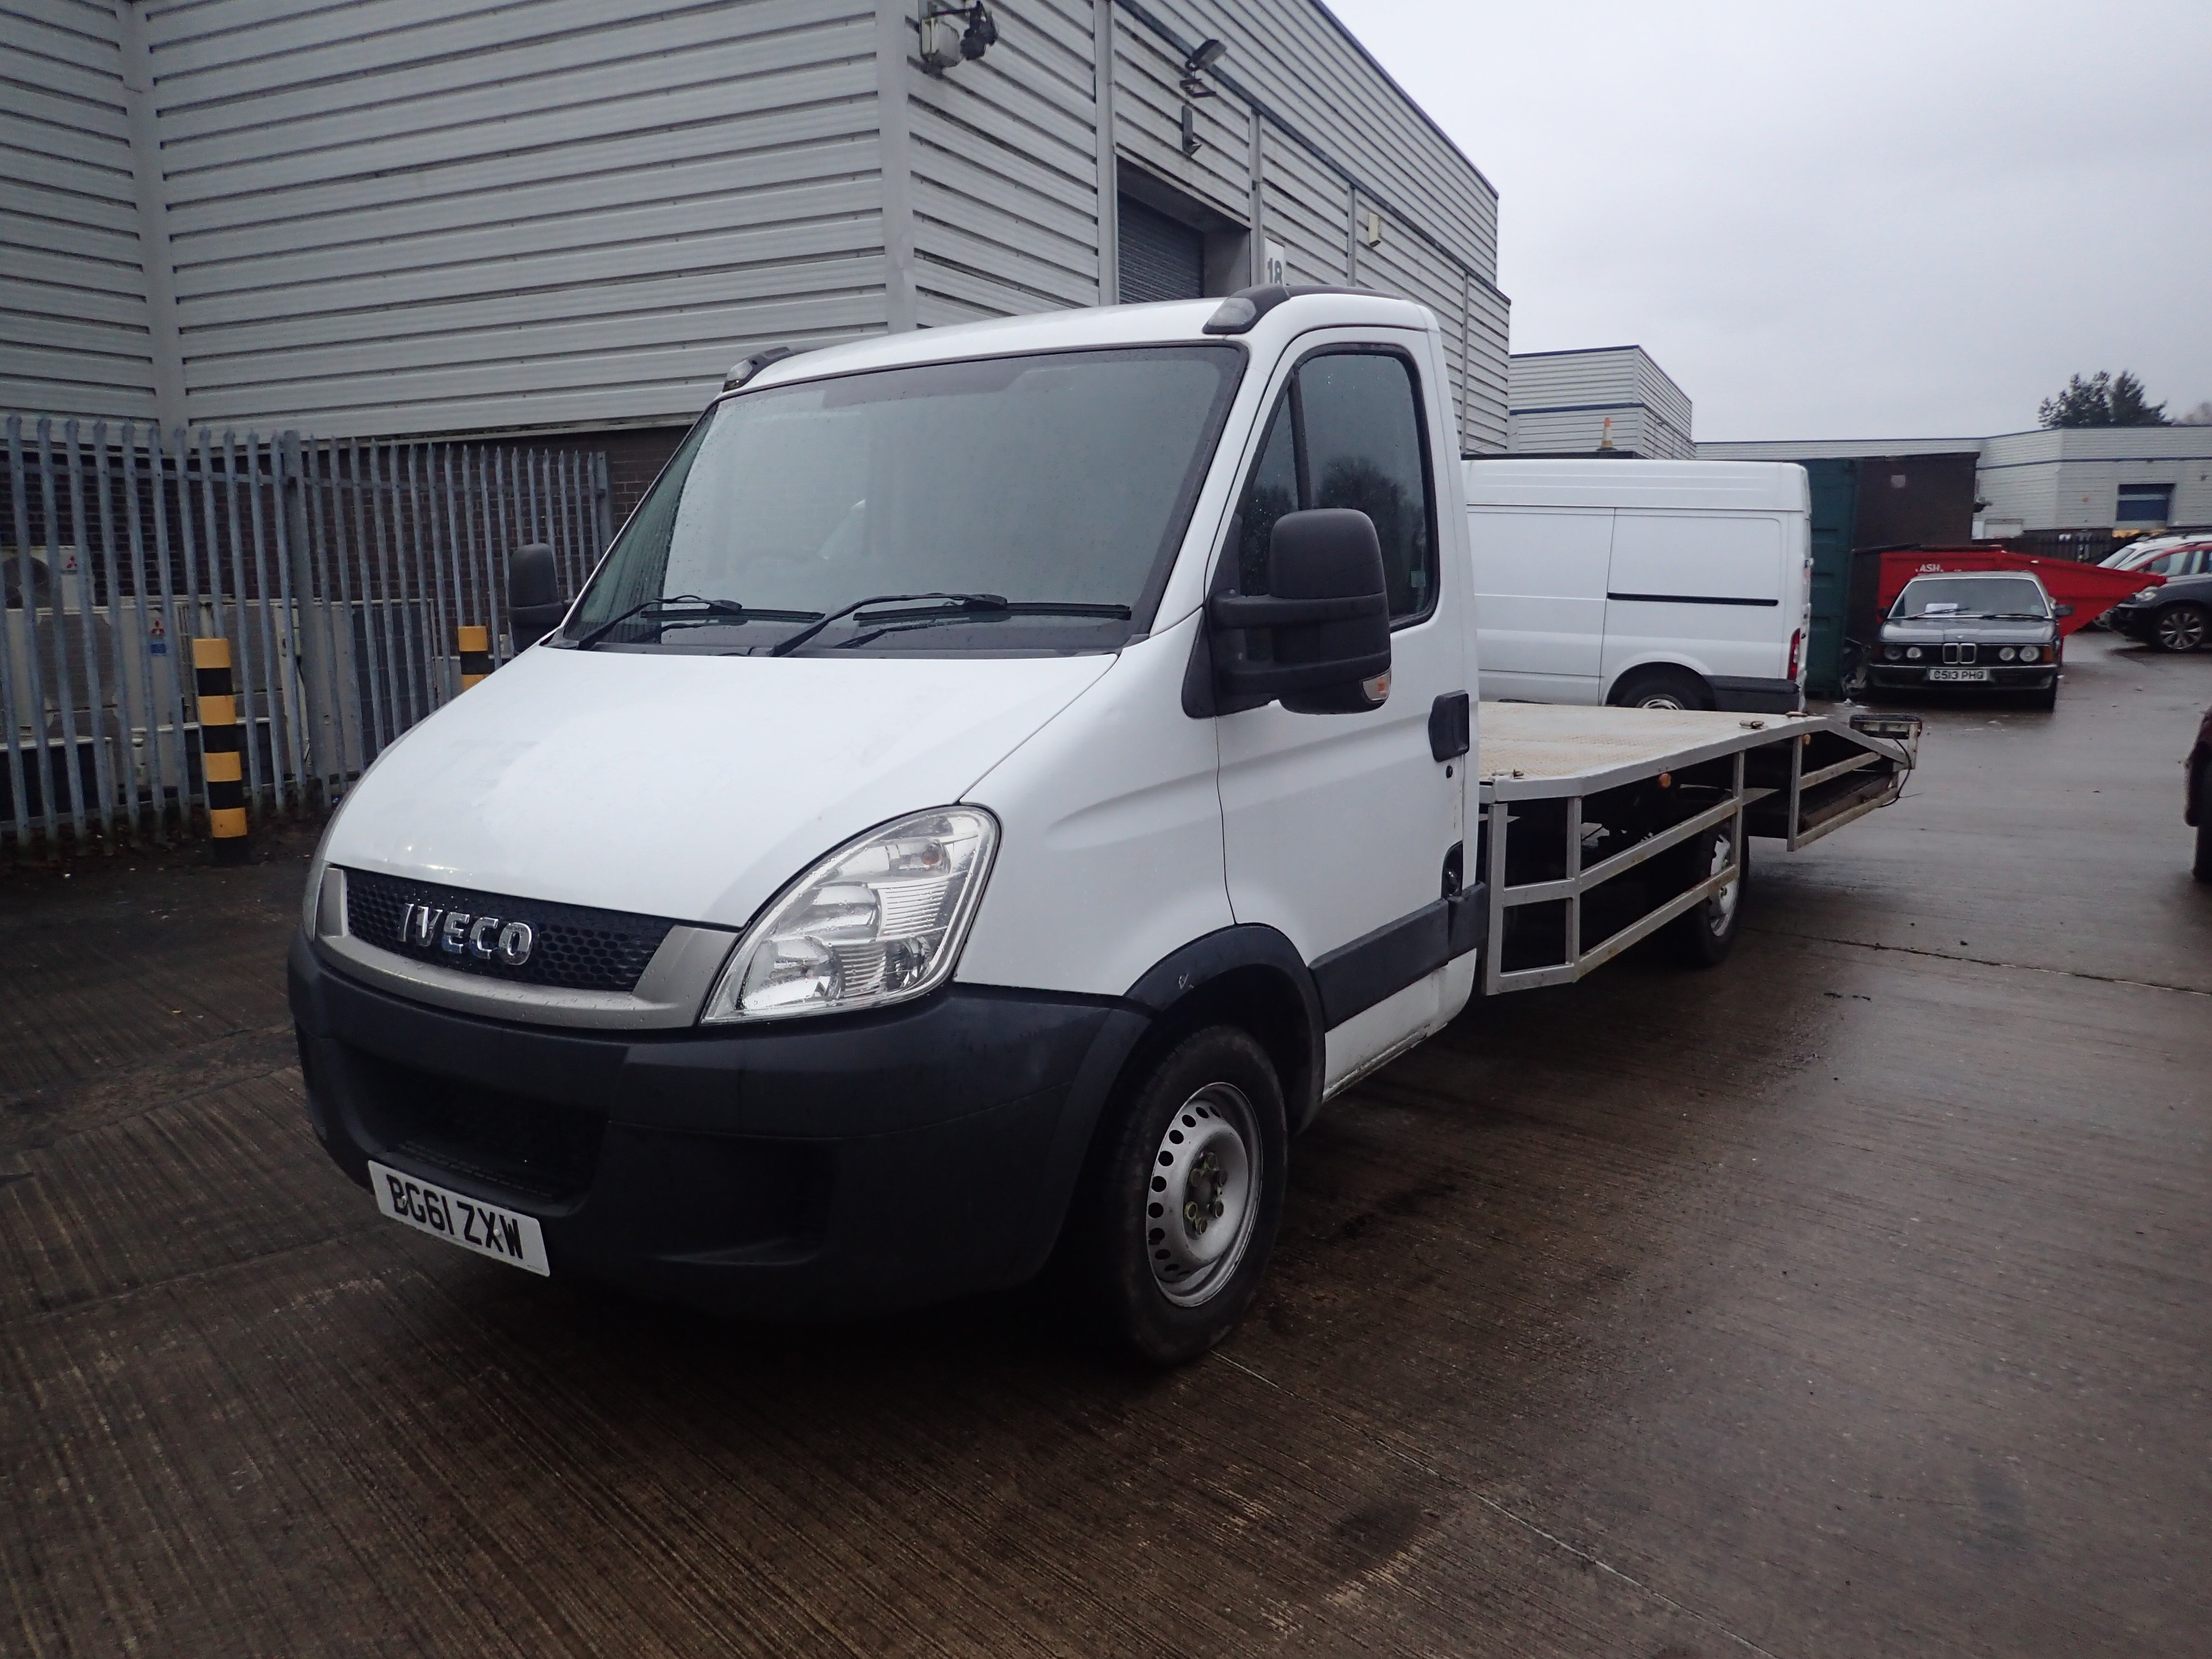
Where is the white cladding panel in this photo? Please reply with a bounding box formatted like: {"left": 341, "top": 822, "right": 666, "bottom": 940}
{"left": 142, "top": 0, "right": 888, "bottom": 438}
{"left": 6, "top": 0, "right": 1506, "bottom": 449}
{"left": 0, "top": 0, "right": 158, "bottom": 420}
{"left": 1975, "top": 427, "right": 2212, "bottom": 530}
{"left": 1507, "top": 347, "right": 1692, "bottom": 460}
{"left": 909, "top": 0, "right": 1104, "bottom": 325}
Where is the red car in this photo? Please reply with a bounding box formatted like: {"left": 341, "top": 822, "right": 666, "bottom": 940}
{"left": 2191, "top": 702, "right": 2212, "bottom": 882}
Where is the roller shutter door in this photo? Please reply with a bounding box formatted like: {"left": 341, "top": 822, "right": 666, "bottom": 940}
{"left": 1118, "top": 196, "right": 1204, "bottom": 302}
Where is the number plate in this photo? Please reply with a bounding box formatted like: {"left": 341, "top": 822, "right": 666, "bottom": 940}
{"left": 369, "top": 1160, "right": 550, "bottom": 1275}
{"left": 1927, "top": 667, "right": 1989, "bottom": 682}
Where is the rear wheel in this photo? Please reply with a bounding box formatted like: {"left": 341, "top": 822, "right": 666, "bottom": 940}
{"left": 2154, "top": 603, "right": 2208, "bottom": 653}
{"left": 1662, "top": 822, "right": 1750, "bottom": 967}
{"left": 1609, "top": 666, "right": 1715, "bottom": 712}
{"left": 1070, "top": 1026, "right": 1287, "bottom": 1366}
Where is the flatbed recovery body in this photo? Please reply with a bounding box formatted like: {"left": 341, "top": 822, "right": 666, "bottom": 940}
{"left": 1477, "top": 703, "right": 1918, "bottom": 993}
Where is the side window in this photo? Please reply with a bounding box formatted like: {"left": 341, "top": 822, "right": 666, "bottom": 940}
{"left": 1236, "top": 398, "right": 1300, "bottom": 595}
{"left": 1228, "top": 349, "right": 1437, "bottom": 623}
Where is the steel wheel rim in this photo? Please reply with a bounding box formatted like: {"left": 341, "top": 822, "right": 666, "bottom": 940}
{"left": 1143, "top": 1082, "right": 1261, "bottom": 1307}
{"left": 2160, "top": 608, "right": 2205, "bottom": 650}
{"left": 1705, "top": 829, "right": 1740, "bottom": 935}
{"left": 1638, "top": 692, "right": 1688, "bottom": 710}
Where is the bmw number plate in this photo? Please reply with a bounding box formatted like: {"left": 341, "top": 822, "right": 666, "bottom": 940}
{"left": 1927, "top": 667, "right": 1989, "bottom": 682}
{"left": 369, "top": 1160, "right": 550, "bottom": 1275}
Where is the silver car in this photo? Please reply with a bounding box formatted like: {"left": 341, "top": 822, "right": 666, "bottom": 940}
{"left": 1869, "top": 572, "right": 2063, "bottom": 710}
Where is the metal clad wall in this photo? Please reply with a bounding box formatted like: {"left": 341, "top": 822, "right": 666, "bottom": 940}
{"left": 1977, "top": 428, "right": 2212, "bottom": 530}
{"left": 141, "top": 0, "right": 887, "bottom": 437}
{"left": 907, "top": 0, "right": 1104, "bottom": 325}
{"left": 1137, "top": 0, "right": 1504, "bottom": 453}
{"left": 1111, "top": 11, "right": 1250, "bottom": 224}
{"left": 1507, "top": 347, "right": 1691, "bottom": 458}
{"left": 7, "top": 0, "right": 1506, "bottom": 451}
{"left": 0, "top": 0, "right": 157, "bottom": 419}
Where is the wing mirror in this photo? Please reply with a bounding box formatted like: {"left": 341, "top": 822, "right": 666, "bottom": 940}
{"left": 2053, "top": 603, "right": 2074, "bottom": 618}
{"left": 1198, "top": 508, "right": 1392, "bottom": 716}
{"left": 506, "top": 543, "right": 567, "bottom": 646}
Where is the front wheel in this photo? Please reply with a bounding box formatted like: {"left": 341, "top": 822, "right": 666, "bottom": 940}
{"left": 1662, "top": 822, "right": 1750, "bottom": 966}
{"left": 1071, "top": 1026, "right": 1287, "bottom": 1366}
{"left": 2154, "top": 603, "right": 2208, "bottom": 653}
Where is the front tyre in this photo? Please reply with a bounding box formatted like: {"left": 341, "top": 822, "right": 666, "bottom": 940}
{"left": 1074, "top": 1026, "right": 1287, "bottom": 1366}
{"left": 2154, "top": 603, "right": 2208, "bottom": 653}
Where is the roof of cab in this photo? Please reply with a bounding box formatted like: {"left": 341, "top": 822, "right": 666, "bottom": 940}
{"left": 730, "top": 291, "right": 1436, "bottom": 396}
{"left": 1464, "top": 457, "right": 1812, "bottom": 515}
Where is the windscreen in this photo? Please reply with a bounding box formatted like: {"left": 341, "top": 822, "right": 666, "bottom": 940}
{"left": 1892, "top": 577, "right": 2049, "bottom": 619}
{"left": 565, "top": 345, "right": 1244, "bottom": 653}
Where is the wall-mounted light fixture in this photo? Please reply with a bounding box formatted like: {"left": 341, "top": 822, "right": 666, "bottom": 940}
{"left": 1178, "top": 38, "right": 1225, "bottom": 156}
{"left": 1360, "top": 208, "right": 1384, "bottom": 249}
{"left": 1180, "top": 38, "right": 1226, "bottom": 100}
{"left": 918, "top": 1, "right": 997, "bottom": 72}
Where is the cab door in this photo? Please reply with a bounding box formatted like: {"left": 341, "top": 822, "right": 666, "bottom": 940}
{"left": 1213, "top": 335, "right": 1469, "bottom": 1087}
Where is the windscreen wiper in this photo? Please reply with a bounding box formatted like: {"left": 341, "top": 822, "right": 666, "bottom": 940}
{"left": 831, "top": 599, "right": 1134, "bottom": 650}
{"left": 767, "top": 592, "right": 1002, "bottom": 657}
{"left": 574, "top": 595, "right": 815, "bottom": 650}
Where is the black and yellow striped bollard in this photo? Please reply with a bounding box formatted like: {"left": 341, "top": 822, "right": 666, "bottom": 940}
{"left": 193, "top": 637, "right": 249, "bottom": 866}
{"left": 457, "top": 625, "right": 493, "bottom": 690}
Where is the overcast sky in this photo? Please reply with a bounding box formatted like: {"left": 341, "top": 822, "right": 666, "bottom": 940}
{"left": 1324, "top": 0, "right": 2212, "bottom": 441}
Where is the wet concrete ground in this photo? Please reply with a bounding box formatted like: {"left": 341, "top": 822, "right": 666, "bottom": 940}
{"left": 2, "top": 632, "right": 2207, "bottom": 1657}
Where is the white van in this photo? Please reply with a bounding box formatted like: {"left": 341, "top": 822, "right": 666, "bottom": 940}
{"left": 1465, "top": 458, "right": 1812, "bottom": 712}
{"left": 289, "top": 292, "right": 1911, "bottom": 1366}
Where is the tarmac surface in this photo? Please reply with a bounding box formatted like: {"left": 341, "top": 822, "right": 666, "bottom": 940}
{"left": 3, "top": 631, "right": 2208, "bottom": 1658}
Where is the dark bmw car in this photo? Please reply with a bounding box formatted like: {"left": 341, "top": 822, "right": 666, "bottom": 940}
{"left": 2109, "top": 562, "right": 2212, "bottom": 653}
{"left": 1869, "top": 571, "right": 2064, "bottom": 709}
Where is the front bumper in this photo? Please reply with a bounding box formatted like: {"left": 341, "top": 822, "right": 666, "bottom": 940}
{"left": 2110, "top": 606, "right": 2159, "bottom": 639}
{"left": 289, "top": 935, "right": 1144, "bottom": 1317}
{"left": 1867, "top": 663, "right": 2057, "bottom": 690}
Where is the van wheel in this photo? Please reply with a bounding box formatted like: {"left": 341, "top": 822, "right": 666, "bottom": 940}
{"left": 1610, "top": 667, "right": 1715, "bottom": 711}
{"left": 1072, "top": 1026, "right": 1286, "bottom": 1366}
{"left": 1662, "top": 823, "right": 1749, "bottom": 967}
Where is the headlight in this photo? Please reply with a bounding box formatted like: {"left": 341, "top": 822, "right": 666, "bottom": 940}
{"left": 701, "top": 807, "right": 998, "bottom": 1022}
{"left": 2133, "top": 588, "right": 2159, "bottom": 603}
{"left": 1905, "top": 646, "right": 1923, "bottom": 661}
{"left": 1997, "top": 647, "right": 2016, "bottom": 662}
{"left": 1883, "top": 644, "right": 1902, "bottom": 661}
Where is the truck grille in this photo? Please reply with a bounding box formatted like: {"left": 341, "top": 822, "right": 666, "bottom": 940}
{"left": 341, "top": 867, "right": 676, "bottom": 994}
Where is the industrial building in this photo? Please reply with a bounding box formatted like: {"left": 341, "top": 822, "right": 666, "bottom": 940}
{"left": 2, "top": 0, "right": 1511, "bottom": 495}
{"left": 1505, "top": 345, "right": 1694, "bottom": 459}
{"left": 1701, "top": 426, "right": 2212, "bottom": 545}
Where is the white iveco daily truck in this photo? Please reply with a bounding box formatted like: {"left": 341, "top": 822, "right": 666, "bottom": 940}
{"left": 291, "top": 289, "right": 1917, "bottom": 1364}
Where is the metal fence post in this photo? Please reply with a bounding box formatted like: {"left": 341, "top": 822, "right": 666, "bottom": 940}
{"left": 279, "top": 432, "right": 334, "bottom": 809}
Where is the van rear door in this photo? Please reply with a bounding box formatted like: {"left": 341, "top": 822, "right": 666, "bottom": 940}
{"left": 1467, "top": 506, "right": 1610, "bottom": 704}
{"left": 1602, "top": 512, "right": 1786, "bottom": 696}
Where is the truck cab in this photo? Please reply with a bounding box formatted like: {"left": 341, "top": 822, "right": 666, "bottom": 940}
{"left": 290, "top": 288, "right": 1483, "bottom": 1363}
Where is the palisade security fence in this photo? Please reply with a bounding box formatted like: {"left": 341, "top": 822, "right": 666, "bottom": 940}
{"left": 2, "top": 414, "right": 611, "bottom": 859}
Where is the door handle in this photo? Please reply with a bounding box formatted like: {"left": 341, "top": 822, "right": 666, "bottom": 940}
{"left": 1429, "top": 691, "right": 1471, "bottom": 761}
